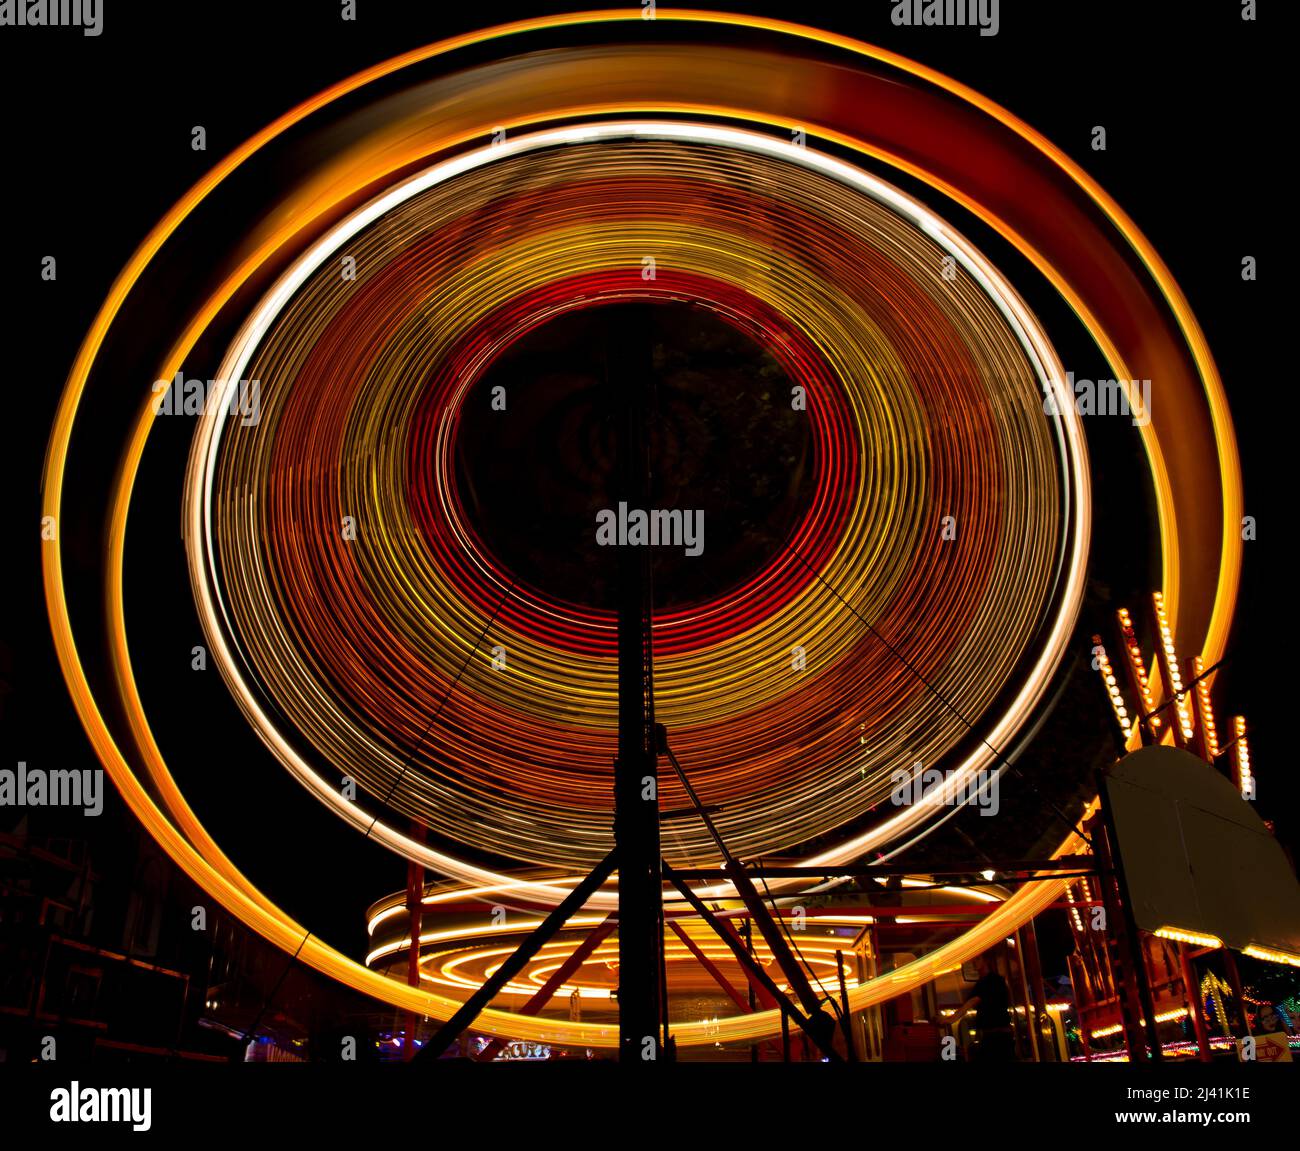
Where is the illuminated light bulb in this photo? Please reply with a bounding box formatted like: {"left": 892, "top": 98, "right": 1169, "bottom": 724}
{"left": 1093, "top": 637, "right": 1134, "bottom": 740}
{"left": 1232, "top": 717, "right": 1253, "bottom": 799}
{"left": 1117, "top": 606, "right": 1159, "bottom": 739}
{"left": 1065, "top": 884, "right": 1084, "bottom": 933}
{"left": 1190, "top": 657, "right": 1220, "bottom": 760}
{"left": 1151, "top": 591, "right": 1192, "bottom": 744}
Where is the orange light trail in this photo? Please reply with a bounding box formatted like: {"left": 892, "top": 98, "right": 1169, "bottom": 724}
{"left": 41, "top": 12, "right": 1238, "bottom": 1047}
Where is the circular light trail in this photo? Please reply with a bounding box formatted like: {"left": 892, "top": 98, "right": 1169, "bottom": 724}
{"left": 42, "top": 12, "right": 1240, "bottom": 1047}
{"left": 188, "top": 124, "right": 1082, "bottom": 876}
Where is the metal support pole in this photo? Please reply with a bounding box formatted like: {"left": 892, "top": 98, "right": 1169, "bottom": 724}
{"left": 477, "top": 916, "right": 619, "bottom": 1062}
{"left": 609, "top": 303, "right": 666, "bottom": 1063}
{"left": 668, "top": 920, "right": 782, "bottom": 1060}
{"left": 662, "top": 861, "right": 842, "bottom": 1061}
{"left": 745, "top": 918, "right": 758, "bottom": 1062}
{"left": 1021, "top": 917, "right": 1051, "bottom": 1061}
{"left": 1097, "top": 773, "right": 1164, "bottom": 1062}
{"left": 1067, "top": 953, "right": 1093, "bottom": 1062}
{"left": 1221, "top": 948, "right": 1252, "bottom": 1039}
{"left": 1010, "top": 932, "right": 1039, "bottom": 1062}
{"left": 658, "top": 732, "right": 839, "bottom": 1055}
{"left": 1179, "top": 943, "right": 1213, "bottom": 1062}
{"left": 1091, "top": 808, "right": 1147, "bottom": 1061}
{"left": 404, "top": 848, "right": 424, "bottom": 1062}
{"left": 835, "top": 951, "right": 857, "bottom": 1061}
{"left": 415, "top": 850, "right": 617, "bottom": 1060}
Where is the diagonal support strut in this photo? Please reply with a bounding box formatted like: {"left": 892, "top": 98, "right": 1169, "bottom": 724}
{"left": 414, "top": 849, "right": 617, "bottom": 1060}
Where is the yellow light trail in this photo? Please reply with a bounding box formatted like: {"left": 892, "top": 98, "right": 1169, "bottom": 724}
{"left": 42, "top": 11, "right": 1239, "bottom": 1047}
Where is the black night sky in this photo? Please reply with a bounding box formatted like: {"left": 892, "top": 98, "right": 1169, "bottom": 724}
{"left": 0, "top": 0, "right": 1285, "bottom": 1018}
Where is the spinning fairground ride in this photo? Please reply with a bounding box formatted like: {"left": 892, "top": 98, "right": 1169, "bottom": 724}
{"left": 43, "top": 11, "right": 1244, "bottom": 1062}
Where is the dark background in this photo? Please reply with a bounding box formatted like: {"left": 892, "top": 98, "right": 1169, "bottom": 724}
{"left": 0, "top": 1, "right": 1283, "bottom": 972}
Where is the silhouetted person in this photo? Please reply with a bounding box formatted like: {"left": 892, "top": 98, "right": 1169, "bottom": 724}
{"left": 950, "top": 952, "right": 1016, "bottom": 1062}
